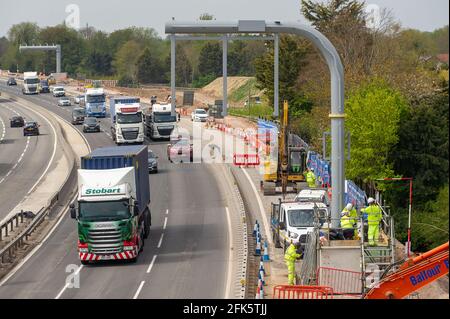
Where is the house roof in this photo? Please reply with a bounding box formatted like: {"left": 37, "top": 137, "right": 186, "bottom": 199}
{"left": 437, "top": 54, "right": 449, "bottom": 64}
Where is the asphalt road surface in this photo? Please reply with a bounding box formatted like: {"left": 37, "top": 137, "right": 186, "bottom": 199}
{"left": 0, "top": 82, "right": 229, "bottom": 299}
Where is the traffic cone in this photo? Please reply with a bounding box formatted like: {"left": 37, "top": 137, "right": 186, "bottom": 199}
{"left": 255, "top": 286, "right": 261, "bottom": 299}
{"left": 259, "top": 270, "right": 265, "bottom": 286}
{"left": 263, "top": 241, "right": 270, "bottom": 261}
{"left": 253, "top": 221, "right": 259, "bottom": 237}
{"left": 258, "top": 279, "right": 264, "bottom": 299}
{"left": 259, "top": 261, "right": 265, "bottom": 275}
{"left": 255, "top": 240, "right": 261, "bottom": 256}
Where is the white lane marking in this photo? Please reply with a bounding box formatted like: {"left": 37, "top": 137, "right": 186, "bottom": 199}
{"left": 242, "top": 168, "right": 273, "bottom": 245}
{"left": 157, "top": 233, "right": 164, "bottom": 248}
{"left": 224, "top": 207, "right": 233, "bottom": 299}
{"left": 166, "top": 209, "right": 169, "bottom": 215}
{"left": 133, "top": 281, "right": 145, "bottom": 299}
{"left": 0, "top": 115, "right": 6, "bottom": 142}
{"left": 146, "top": 255, "right": 157, "bottom": 274}
{"left": 55, "top": 265, "right": 84, "bottom": 299}
{"left": 0, "top": 133, "right": 29, "bottom": 186}
{"left": 163, "top": 217, "right": 168, "bottom": 230}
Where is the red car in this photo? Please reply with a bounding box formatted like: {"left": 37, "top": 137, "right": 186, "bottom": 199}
{"left": 167, "top": 138, "right": 193, "bottom": 163}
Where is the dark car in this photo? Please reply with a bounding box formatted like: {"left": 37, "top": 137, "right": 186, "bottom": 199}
{"left": 23, "top": 121, "right": 40, "bottom": 136}
{"left": 82, "top": 117, "right": 100, "bottom": 133}
{"left": 71, "top": 108, "right": 86, "bottom": 125}
{"left": 148, "top": 149, "right": 159, "bottom": 173}
{"left": 39, "top": 80, "right": 50, "bottom": 93}
{"left": 10, "top": 116, "right": 25, "bottom": 128}
{"left": 7, "top": 78, "right": 17, "bottom": 86}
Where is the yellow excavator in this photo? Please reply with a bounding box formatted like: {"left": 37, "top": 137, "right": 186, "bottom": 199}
{"left": 260, "top": 101, "right": 309, "bottom": 197}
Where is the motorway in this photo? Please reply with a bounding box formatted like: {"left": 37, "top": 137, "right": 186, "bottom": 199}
{"left": 0, "top": 96, "right": 57, "bottom": 221}
{"left": 0, "top": 82, "right": 230, "bottom": 299}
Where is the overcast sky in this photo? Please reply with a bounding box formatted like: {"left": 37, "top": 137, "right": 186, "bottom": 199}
{"left": 0, "top": 0, "right": 448, "bottom": 38}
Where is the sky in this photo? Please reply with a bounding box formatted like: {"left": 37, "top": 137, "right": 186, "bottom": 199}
{"left": 0, "top": 0, "right": 448, "bottom": 38}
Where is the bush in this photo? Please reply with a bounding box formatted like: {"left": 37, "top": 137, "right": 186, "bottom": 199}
{"left": 117, "top": 75, "right": 139, "bottom": 88}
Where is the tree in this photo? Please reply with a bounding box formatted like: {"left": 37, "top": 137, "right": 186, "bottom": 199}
{"left": 39, "top": 25, "right": 85, "bottom": 75}
{"left": 113, "top": 40, "right": 142, "bottom": 80}
{"left": 136, "top": 47, "right": 164, "bottom": 84}
{"left": 389, "top": 88, "right": 449, "bottom": 205}
{"left": 345, "top": 79, "right": 407, "bottom": 182}
{"left": 254, "top": 35, "right": 312, "bottom": 114}
{"left": 174, "top": 44, "right": 192, "bottom": 86}
{"left": 198, "top": 42, "right": 222, "bottom": 78}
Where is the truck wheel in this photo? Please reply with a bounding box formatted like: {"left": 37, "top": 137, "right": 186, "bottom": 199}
{"left": 143, "top": 209, "right": 151, "bottom": 239}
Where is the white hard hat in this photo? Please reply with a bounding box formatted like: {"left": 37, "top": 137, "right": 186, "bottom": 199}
{"left": 346, "top": 203, "right": 353, "bottom": 210}
{"left": 368, "top": 197, "right": 375, "bottom": 204}
{"left": 311, "top": 167, "right": 315, "bottom": 171}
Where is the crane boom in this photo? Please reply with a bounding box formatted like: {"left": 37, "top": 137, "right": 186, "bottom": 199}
{"left": 365, "top": 242, "right": 449, "bottom": 299}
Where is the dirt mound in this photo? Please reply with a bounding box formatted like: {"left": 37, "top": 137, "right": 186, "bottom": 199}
{"left": 200, "top": 77, "right": 253, "bottom": 98}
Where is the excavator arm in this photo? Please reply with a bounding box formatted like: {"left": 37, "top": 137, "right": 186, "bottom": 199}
{"left": 365, "top": 242, "right": 449, "bottom": 299}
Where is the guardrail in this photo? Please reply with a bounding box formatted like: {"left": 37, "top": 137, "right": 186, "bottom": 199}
{"left": 0, "top": 211, "right": 27, "bottom": 242}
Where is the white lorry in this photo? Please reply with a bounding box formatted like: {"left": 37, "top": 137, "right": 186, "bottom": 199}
{"left": 84, "top": 88, "right": 106, "bottom": 117}
{"left": 271, "top": 200, "right": 330, "bottom": 252}
{"left": 295, "top": 189, "right": 330, "bottom": 207}
{"left": 22, "top": 72, "right": 40, "bottom": 95}
{"left": 110, "top": 96, "right": 145, "bottom": 145}
{"left": 145, "top": 103, "right": 177, "bottom": 140}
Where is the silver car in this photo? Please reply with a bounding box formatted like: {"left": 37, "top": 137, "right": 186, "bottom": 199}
{"left": 58, "top": 97, "right": 71, "bottom": 106}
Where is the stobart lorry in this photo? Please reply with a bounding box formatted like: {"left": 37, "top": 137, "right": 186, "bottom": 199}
{"left": 70, "top": 146, "right": 151, "bottom": 264}
{"left": 110, "top": 96, "right": 145, "bottom": 145}
{"left": 84, "top": 88, "right": 106, "bottom": 117}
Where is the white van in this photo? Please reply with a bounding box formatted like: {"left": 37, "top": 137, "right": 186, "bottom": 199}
{"left": 295, "top": 189, "right": 330, "bottom": 207}
{"left": 271, "top": 201, "right": 330, "bottom": 252}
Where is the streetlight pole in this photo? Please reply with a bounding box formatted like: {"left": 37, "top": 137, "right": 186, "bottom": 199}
{"left": 378, "top": 177, "right": 413, "bottom": 257}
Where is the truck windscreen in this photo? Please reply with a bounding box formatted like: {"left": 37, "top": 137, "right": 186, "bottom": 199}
{"left": 79, "top": 200, "right": 131, "bottom": 221}
{"left": 24, "top": 78, "right": 39, "bottom": 84}
{"left": 86, "top": 94, "right": 106, "bottom": 103}
{"left": 154, "top": 113, "right": 177, "bottom": 123}
{"left": 288, "top": 209, "right": 315, "bottom": 227}
{"left": 117, "top": 113, "right": 142, "bottom": 124}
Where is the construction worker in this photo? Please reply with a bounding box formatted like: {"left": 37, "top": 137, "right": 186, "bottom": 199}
{"left": 284, "top": 241, "right": 302, "bottom": 285}
{"left": 361, "top": 198, "right": 382, "bottom": 246}
{"left": 305, "top": 167, "right": 316, "bottom": 188}
{"left": 340, "top": 203, "right": 357, "bottom": 240}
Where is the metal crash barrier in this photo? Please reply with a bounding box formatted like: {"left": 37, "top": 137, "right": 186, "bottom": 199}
{"left": 273, "top": 285, "right": 334, "bottom": 299}
{"left": 316, "top": 267, "right": 362, "bottom": 295}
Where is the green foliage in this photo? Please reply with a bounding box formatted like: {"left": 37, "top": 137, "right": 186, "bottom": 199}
{"left": 229, "top": 78, "right": 257, "bottom": 103}
{"left": 389, "top": 88, "right": 449, "bottom": 206}
{"left": 113, "top": 40, "right": 142, "bottom": 80}
{"left": 191, "top": 74, "right": 216, "bottom": 88}
{"left": 117, "top": 74, "right": 139, "bottom": 88}
{"left": 254, "top": 35, "right": 312, "bottom": 113}
{"left": 345, "top": 79, "right": 407, "bottom": 182}
{"left": 198, "top": 42, "right": 222, "bottom": 78}
{"left": 228, "top": 104, "right": 273, "bottom": 119}
{"left": 136, "top": 48, "right": 164, "bottom": 84}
